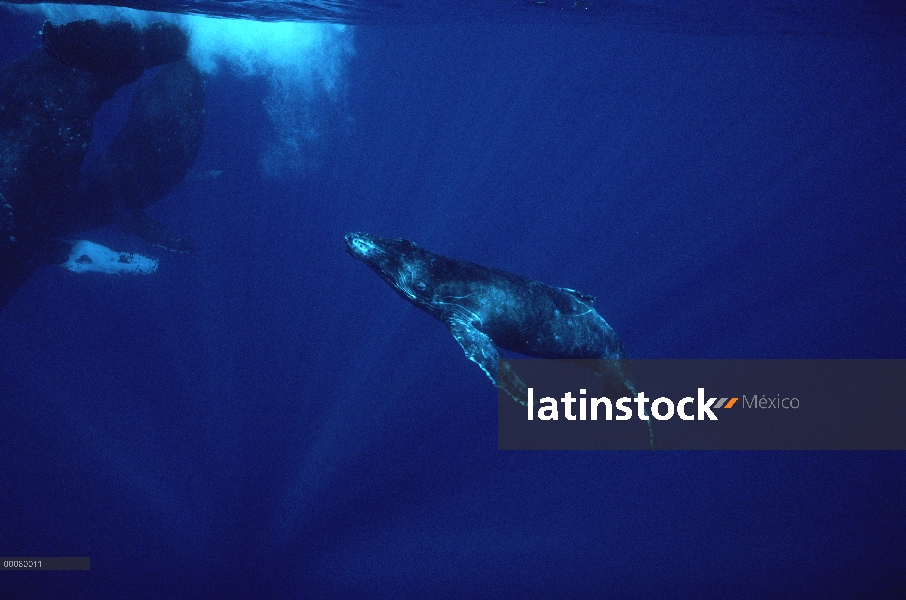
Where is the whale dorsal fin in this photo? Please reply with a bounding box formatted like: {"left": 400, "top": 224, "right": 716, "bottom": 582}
{"left": 560, "top": 287, "right": 595, "bottom": 304}
{"left": 446, "top": 317, "right": 529, "bottom": 405}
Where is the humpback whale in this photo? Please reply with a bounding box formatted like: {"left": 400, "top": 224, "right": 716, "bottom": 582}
{"left": 345, "top": 233, "right": 642, "bottom": 410}
{"left": 63, "top": 58, "right": 206, "bottom": 252}
{"left": 0, "top": 19, "right": 204, "bottom": 309}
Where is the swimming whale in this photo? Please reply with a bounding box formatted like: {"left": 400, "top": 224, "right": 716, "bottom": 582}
{"left": 0, "top": 19, "right": 202, "bottom": 309}
{"left": 345, "top": 233, "right": 639, "bottom": 406}
{"left": 62, "top": 58, "right": 206, "bottom": 252}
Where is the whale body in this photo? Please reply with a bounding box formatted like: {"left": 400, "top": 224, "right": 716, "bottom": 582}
{"left": 345, "top": 233, "right": 638, "bottom": 405}
{"left": 0, "top": 20, "right": 203, "bottom": 309}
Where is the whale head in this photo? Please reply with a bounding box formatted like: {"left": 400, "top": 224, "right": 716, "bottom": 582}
{"left": 345, "top": 233, "right": 436, "bottom": 305}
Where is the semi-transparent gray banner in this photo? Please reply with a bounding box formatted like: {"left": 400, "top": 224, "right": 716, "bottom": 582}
{"left": 497, "top": 359, "right": 906, "bottom": 450}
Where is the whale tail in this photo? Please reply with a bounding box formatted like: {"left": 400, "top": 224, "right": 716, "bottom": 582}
{"left": 586, "top": 358, "right": 655, "bottom": 450}
{"left": 623, "top": 378, "right": 655, "bottom": 451}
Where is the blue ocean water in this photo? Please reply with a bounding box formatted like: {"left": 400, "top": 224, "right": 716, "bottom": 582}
{"left": 0, "top": 2, "right": 904, "bottom": 597}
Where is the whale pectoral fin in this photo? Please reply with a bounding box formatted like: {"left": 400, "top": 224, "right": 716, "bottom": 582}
{"left": 447, "top": 319, "right": 500, "bottom": 382}
{"left": 447, "top": 319, "right": 528, "bottom": 405}
{"left": 116, "top": 209, "right": 196, "bottom": 253}
{"left": 497, "top": 359, "right": 529, "bottom": 406}
{"left": 60, "top": 240, "right": 158, "bottom": 275}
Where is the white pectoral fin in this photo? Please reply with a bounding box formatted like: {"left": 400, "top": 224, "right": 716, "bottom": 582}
{"left": 447, "top": 318, "right": 528, "bottom": 405}
{"left": 448, "top": 318, "right": 500, "bottom": 383}
{"left": 61, "top": 240, "right": 158, "bottom": 275}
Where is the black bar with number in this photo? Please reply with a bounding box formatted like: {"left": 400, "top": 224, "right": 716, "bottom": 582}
{"left": 1, "top": 557, "right": 90, "bottom": 570}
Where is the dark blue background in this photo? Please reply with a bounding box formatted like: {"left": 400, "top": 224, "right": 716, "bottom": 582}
{"left": 1, "top": 7, "right": 904, "bottom": 598}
